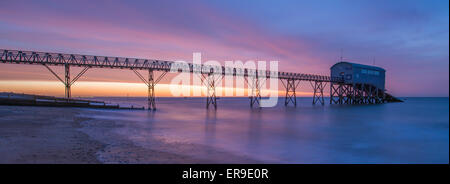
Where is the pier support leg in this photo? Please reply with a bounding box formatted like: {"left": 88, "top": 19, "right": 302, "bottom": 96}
{"left": 206, "top": 79, "right": 217, "bottom": 109}
{"left": 330, "top": 83, "right": 334, "bottom": 104}
{"left": 341, "top": 85, "right": 349, "bottom": 104}
{"left": 347, "top": 85, "right": 354, "bottom": 104}
{"left": 64, "top": 64, "right": 71, "bottom": 99}
{"left": 43, "top": 64, "right": 89, "bottom": 99}
{"left": 363, "top": 83, "right": 368, "bottom": 104}
{"left": 202, "top": 73, "right": 219, "bottom": 109}
{"left": 245, "top": 75, "right": 267, "bottom": 108}
{"left": 282, "top": 79, "right": 300, "bottom": 107}
{"left": 373, "top": 86, "right": 381, "bottom": 104}
{"left": 133, "top": 69, "right": 167, "bottom": 110}
{"left": 341, "top": 85, "right": 347, "bottom": 104}
{"left": 359, "top": 85, "right": 364, "bottom": 104}
{"left": 311, "top": 81, "right": 327, "bottom": 105}
{"left": 249, "top": 76, "right": 262, "bottom": 108}
{"left": 148, "top": 70, "right": 156, "bottom": 110}
{"left": 330, "top": 82, "right": 343, "bottom": 104}
{"left": 357, "top": 84, "right": 364, "bottom": 104}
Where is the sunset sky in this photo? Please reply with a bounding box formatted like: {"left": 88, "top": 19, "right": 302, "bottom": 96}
{"left": 0, "top": 0, "right": 448, "bottom": 97}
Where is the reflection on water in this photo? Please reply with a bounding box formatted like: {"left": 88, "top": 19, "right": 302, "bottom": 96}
{"left": 83, "top": 97, "right": 449, "bottom": 163}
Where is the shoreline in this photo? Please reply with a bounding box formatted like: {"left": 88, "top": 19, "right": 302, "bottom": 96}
{"left": 0, "top": 105, "right": 262, "bottom": 164}
{"left": 0, "top": 106, "right": 104, "bottom": 163}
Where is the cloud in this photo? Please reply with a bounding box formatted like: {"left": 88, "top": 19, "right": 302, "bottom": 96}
{"left": 0, "top": 0, "right": 448, "bottom": 96}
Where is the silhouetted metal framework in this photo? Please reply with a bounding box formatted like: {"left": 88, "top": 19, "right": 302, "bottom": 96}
{"left": 281, "top": 79, "right": 300, "bottom": 106}
{"left": 199, "top": 73, "right": 223, "bottom": 109}
{"left": 330, "top": 82, "right": 386, "bottom": 105}
{"left": 1, "top": 49, "right": 348, "bottom": 110}
{"left": 132, "top": 69, "right": 167, "bottom": 110}
{"left": 311, "top": 81, "right": 327, "bottom": 105}
{"left": 245, "top": 75, "right": 265, "bottom": 108}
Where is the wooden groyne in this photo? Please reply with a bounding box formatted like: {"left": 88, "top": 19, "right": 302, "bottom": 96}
{"left": 0, "top": 92, "right": 145, "bottom": 110}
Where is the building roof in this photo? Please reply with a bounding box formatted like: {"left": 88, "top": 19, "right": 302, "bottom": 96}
{"left": 331, "top": 61, "right": 385, "bottom": 71}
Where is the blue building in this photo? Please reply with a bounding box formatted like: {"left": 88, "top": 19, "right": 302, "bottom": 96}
{"left": 329, "top": 61, "right": 400, "bottom": 104}
{"left": 330, "top": 61, "right": 385, "bottom": 90}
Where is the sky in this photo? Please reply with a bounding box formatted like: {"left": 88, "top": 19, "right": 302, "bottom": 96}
{"left": 0, "top": 0, "right": 448, "bottom": 97}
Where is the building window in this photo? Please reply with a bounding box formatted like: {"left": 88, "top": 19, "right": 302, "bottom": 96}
{"left": 346, "top": 74, "right": 352, "bottom": 80}
{"left": 360, "top": 68, "right": 381, "bottom": 76}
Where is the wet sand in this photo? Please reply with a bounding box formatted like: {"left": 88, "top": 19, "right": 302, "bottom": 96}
{"left": 0, "top": 106, "right": 103, "bottom": 163}
{"left": 0, "top": 105, "right": 260, "bottom": 164}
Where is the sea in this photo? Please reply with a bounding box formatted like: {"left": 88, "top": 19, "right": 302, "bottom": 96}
{"left": 77, "top": 97, "right": 449, "bottom": 164}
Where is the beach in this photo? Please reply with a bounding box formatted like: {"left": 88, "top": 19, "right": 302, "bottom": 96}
{"left": 0, "top": 97, "right": 448, "bottom": 164}
{"left": 0, "top": 106, "right": 103, "bottom": 163}
{"left": 0, "top": 105, "right": 260, "bottom": 164}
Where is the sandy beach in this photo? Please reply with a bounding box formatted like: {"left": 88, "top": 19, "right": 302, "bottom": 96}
{"left": 0, "top": 105, "right": 261, "bottom": 164}
{"left": 0, "top": 106, "right": 103, "bottom": 163}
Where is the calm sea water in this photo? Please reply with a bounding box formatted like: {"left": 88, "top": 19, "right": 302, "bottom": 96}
{"left": 82, "top": 97, "right": 449, "bottom": 164}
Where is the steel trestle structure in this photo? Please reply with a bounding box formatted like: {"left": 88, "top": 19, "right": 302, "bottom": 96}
{"left": 311, "top": 81, "right": 327, "bottom": 105}
{"left": 281, "top": 79, "right": 300, "bottom": 106}
{"left": 329, "top": 82, "right": 386, "bottom": 105}
{"left": 132, "top": 69, "right": 167, "bottom": 110}
{"left": 200, "top": 73, "right": 222, "bottom": 109}
{"left": 1, "top": 49, "right": 397, "bottom": 110}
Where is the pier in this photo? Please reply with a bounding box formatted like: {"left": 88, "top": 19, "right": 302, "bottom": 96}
{"left": 0, "top": 49, "right": 401, "bottom": 110}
